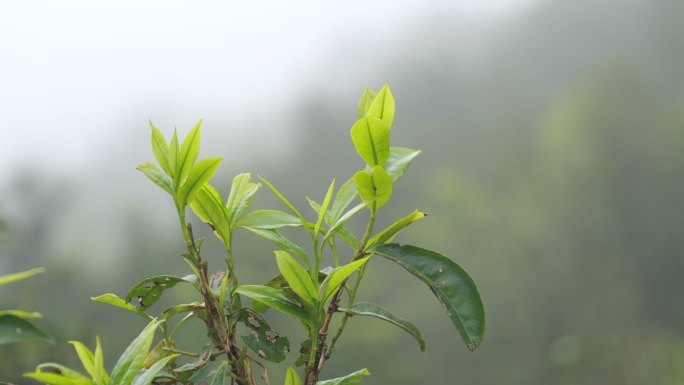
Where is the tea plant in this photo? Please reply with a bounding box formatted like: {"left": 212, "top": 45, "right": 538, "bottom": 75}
{"left": 0, "top": 268, "right": 52, "bottom": 346}
{"left": 24, "top": 84, "right": 485, "bottom": 385}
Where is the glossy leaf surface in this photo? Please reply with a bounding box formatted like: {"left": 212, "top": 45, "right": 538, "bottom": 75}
{"left": 350, "top": 117, "right": 390, "bottom": 167}
{"left": 315, "top": 368, "right": 370, "bottom": 385}
{"left": 371, "top": 243, "right": 485, "bottom": 351}
{"left": 338, "top": 302, "right": 425, "bottom": 351}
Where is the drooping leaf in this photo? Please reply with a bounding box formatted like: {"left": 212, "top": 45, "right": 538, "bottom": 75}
{"left": 242, "top": 228, "right": 310, "bottom": 267}
{"left": 125, "top": 276, "right": 193, "bottom": 310}
{"left": 320, "top": 257, "right": 371, "bottom": 304}
{"left": 353, "top": 166, "right": 392, "bottom": 211}
{"left": 384, "top": 147, "right": 421, "bottom": 182}
{"left": 189, "top": 361, "right": 229, "bottom": 385}
{"left": 0, "top": 267, "right": 44, "bottom": 287}
{"left": 329, "top": 178, "right": 358, "bottom": 222}
{"left": 366, "top": 210, "right": 427, "bottom": 248}
{"left": 237, "top": 310, "right": 290, "bottom": 363}
{"left": 176, "top": 158, "right": 222, "bottom": 207}
{"left": 314, "top": 180, "right": 335, "bottom": 241}
{"left": 235, "top": 210, "right": 301, "bottom": 229}
{"left": 235, "top": 285, "right": 311, "bottom": 323}
{"left": 109, "top": 320, "right": 160, "bottom": 385}
{"left": 137, "top": 163, "right": 174, "bottom": 196}
{"left": 357, "top": 88, "right": 376, "bottom": 119}
{"left": 371, "top": 244, "right": 485, "bottom": 351}
{"left": 226, "top": 173, "right": 261, "bottom": 224}
{"left": 315, "top": 368, "right": 370, "bottom": 385}
{"left": 338, "top": 302, "right": 425, "bottom": 351}
{"left": 190, "top": 184, "right": 231, "bottom": 243}
{"left": 149, "top": 122, "right": 172, "bottom": 178}
{"left": 177, "top": 121, "right": 202, "bottom": 184}
{"left": 350, "top": 117, "right": 390, "bottom": 167}
{"left": 275, "top": 251, "right": 318, "bottom": 307}
{"left": 91, "top": 294, "right": 152, "bottom": 321}
{"left": 130, "top": 354, "right": 178, "bottom": 385}
{"left": 366, "top": 83, "right": 395, "bottom": 127}
{"left": 0, "top": 314, "right": 53, "bottom": 345}
{"left": 24, "top": 363, "right": 93, "bottom": 385}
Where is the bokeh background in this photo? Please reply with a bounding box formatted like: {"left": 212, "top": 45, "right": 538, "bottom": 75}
{"left": 2, "top": 0, "right": 684, "bottom": 384}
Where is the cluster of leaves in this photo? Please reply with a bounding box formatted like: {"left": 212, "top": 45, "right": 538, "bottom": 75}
{"left": 23, "top": 84, "right": 485, "bottom": 385}
{"left": 0, "top": 268, "right": 52, "bottom": 346}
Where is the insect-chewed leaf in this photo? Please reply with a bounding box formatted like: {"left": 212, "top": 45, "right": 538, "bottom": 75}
{"left": 315, "top": 368, "right": 370, "bottom": 385}
{"left": 177, "top": 158, "right": 222, "bottom": 207}
{"left": 350, "top": 117, "right": 390, "bottom": 167}
{"left": 125, "top": 276, "right": 193, "bottom": 310}
{"left": 366, "top": 83, "right": 395, "bottom": 127}
{"left": 0, "top": 267, "right": 44, "bottom": 287}
{"left": 357, "top": 88, "right": 377, "bottom": 119}
{"left": 384, "top": 147, "right": 421, "bottom": 182}
{"left": 0, "top": 315, "right": 53, "bottom": 345}
{"left": 366, "top": 210, "right": 427, "bottom": 248}
{"left": 177, "top": 121, "right": 202, "bottom": 185}
{"left": 338, "top": 302, "right": 425, "bottom": 351}
{"left": 370, "top": 243, "right": 485, "bottom": 351}
{"left": 237, "top": 310, "right": 290, "bottom": 363}
{"left": 235, "top": 210, "right": 302, "bottom": 229}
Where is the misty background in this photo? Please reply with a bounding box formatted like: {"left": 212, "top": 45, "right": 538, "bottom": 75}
{"left": 2, "top": 0, "right": 684, "bottom": 384}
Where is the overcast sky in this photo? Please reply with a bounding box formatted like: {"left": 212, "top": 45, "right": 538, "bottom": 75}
{"left": 0, "top": 0, "right": 536, "bottom": 180}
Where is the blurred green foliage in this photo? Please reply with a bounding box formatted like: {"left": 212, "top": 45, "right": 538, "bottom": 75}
{"left": 2, "top": 0, "right": 684, "bottom": 384}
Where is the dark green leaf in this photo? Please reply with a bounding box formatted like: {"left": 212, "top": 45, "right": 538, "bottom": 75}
{"left": 177, "top": 121, "right": 202, "bottom": 184}
{"left": 125, "top": 276, "right": 192, "bottom": 310}
{"left": 366, "top": 210, "right": 427, "bottom": 248}
{"left": 371, "top": 244, "right": 485, "bottom": 351}
{"left": 235, "top": 285, "right": 311, "bottom": 323}
{"left": 384, "top": 147, "right": 421, "bottom": 182}
{"left": 177, "top": 158, "right": 222, "bottom": 207}
{"left": 338, "top": 302, "right": 425, "bottom": 351}
{"left": 350, "top": 117, "right": 390, "bottom": 167}
{"left": 0, "top": 315, "right": 53, "bottom": 345}
{"left": 237, "top": 311, "right": 290, "bottom": 363}
{"left": 366, "top": 83, "right": 395, "bottom": 127}
{"left": 235, "top": 210, "right": 301, "bottom": 229}
{"left": 315, "top": 368, "right": 370, "bottom": 385}
{"left": 137, "top": 163, "right": 174, "bottom": 196}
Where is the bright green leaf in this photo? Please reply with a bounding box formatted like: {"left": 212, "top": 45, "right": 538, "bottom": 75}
{"left": 321, "top": 257, "right": 371, "bottom": 304}
{"left": 137, "top": 163, "right": 174, "bottom": 196}
{"left": 338, "top": 302, "right": 425, "bottom": 351}
{"left": 226, "top": 173, "right": 261, "bottom": 224}
{"left": 371, "top": 244, "right": 485, "bottom": 351}
{"left": 315, "top": 368, "right": 370, "bottom": 385}
{"left": 177, "top": 121, "right": 202, "bottom": 184}
{"left": 0, "top": 314, "right": 53, "bottom": 345}
{"left": 314, "top": 180, "right": 335, "bottom": 240}
{"left": 149, "top": 122, "right": 172, "bottom": 178}
{"left": 190, "top": 184, "right": 231, "bottom": 243}
{"left": 384, "top": 147, "right": 421, "bottom": 182}
{"left": 242, "top": 228, "right": 310, "bottom": 267}
{"left": 90, "top": 294, "right": 152, "bottom": 321}
{"left": 177, "top": 158, "right": 222, "bottom": 207}
{"left": 357, "top": 88, "right": 376, "bottom": 119}
{"left": 168, "top": 129, "right": 179, "bottom": 184}
{"left": 24, "top": 363, "right": 93, "bottom": 385}
{"left": 350, "top": 117, "right": 390, "bottom": 167}
{"left": 0, "top": 267, "right": 44, "bottom": 287}
{"left": 235, "top": 210, "right": 301, "bottom": 229}
{"left": 69, "top": 340, "right": 98, "bottom": 385}
{"left": 321, "top": 202, "right": 367, "bottom": 245}
{"left": 0, "top": 310, "right": 41, "bottom": 319}
{"left": 275, "top": 251, "right": 318, "bottom": 307}
{"left": 110, "top": 320, "right": 160, "bottom": 385}
{"left": 329, "top": 178, "right": 358, "bottom": 222}
{"left": 235, "top": 285, "right": 311, "bottom": 323}
{"left": 353, "top": 166, "right": 392, "bottom": 212}
{"left": 285, "top": 367, "right": 302, "bottom": 385}
{"left": 131, "top": 354, "right": 179, "bottom": 385}
{"left": 259, "top": 177, "right": 309, "bottom": 228}
{"left": 366, "top": 210, "right": 427, "bottom": 248}
{"left": 367, "top": 83, "right": 395, "bottom": 127}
